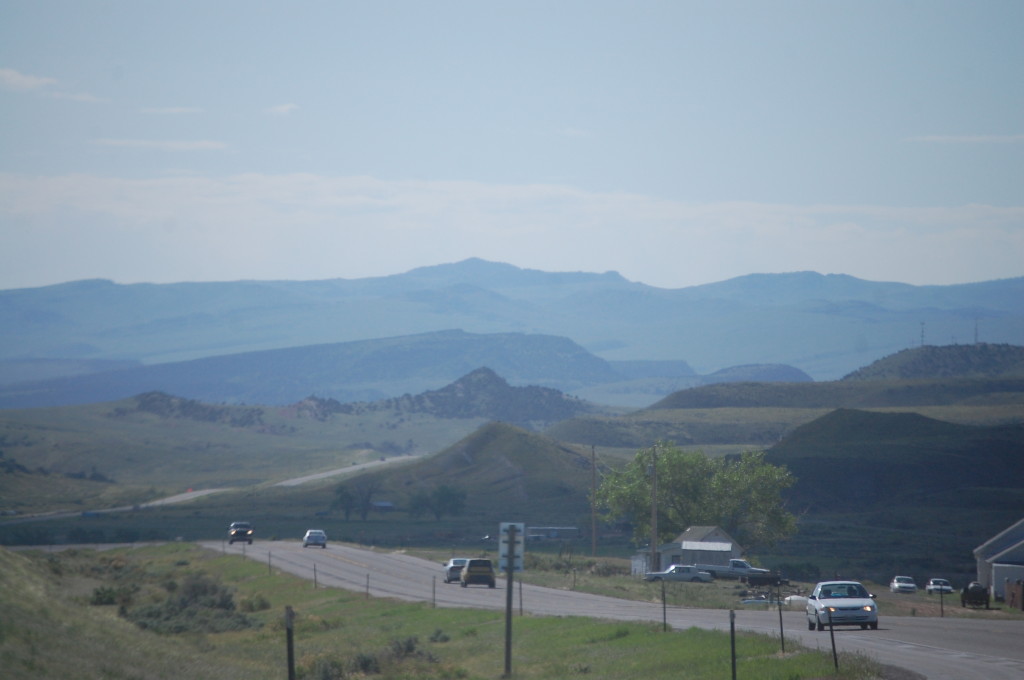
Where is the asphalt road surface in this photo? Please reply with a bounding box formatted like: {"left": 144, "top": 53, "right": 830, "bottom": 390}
{"left": 203, "top": 540, "right": 1024, "bottom": 680}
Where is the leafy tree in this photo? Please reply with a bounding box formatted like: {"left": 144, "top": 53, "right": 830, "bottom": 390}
{"left": 407, "top": 485, "right": 467, "bottom": 520}
{"left": 332, "top": 484, "right": 356, "bottom": 520}
{"left": 430, "top": 485, "right": 467, "bottom": 520}
{"left": 593, "top": 442, "right": 796, "bottom": 551}
{"left": 407, "top": 489, "right": 433, "bottom": 519}
{"left": 351, "top": 477, "right": 385, "bottom": 521}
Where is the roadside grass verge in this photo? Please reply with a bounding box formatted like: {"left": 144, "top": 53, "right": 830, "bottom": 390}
{"left": 410, "top": 547, "right": 1024, "bottom": 621}
{"left": 2, "top": 542, "right": 889, "bottom": 680}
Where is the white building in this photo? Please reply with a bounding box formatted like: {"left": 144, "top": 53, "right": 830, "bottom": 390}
{"left": 632, "top": 525, "right": 743, "bottom": 575}
{"left": 973, "top": 517, "right": 1024, "bottom": 601}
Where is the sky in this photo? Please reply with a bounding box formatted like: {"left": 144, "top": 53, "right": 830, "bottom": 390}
{"left": 1, "top": 0, "right": 1022, "bottom": 291}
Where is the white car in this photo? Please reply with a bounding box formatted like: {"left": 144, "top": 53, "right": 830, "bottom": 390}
{"left": 302, "top": 529, "right": 327, "bottom": 548}
{"left": 889, "top": 575, "right": 917, "bottom": 593}
{"left": 925, "top": 578, "right": 953, "bottom": 595}
{"left": 442, "top": 558, "right": 469, "bottom": 583}
{"left": 806, "top": 581, "right": 878, "bottom": 631}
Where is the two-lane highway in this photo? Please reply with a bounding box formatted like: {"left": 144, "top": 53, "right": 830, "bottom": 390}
{"left": 205, "top": 540, "right": 1024, "bottom": 680}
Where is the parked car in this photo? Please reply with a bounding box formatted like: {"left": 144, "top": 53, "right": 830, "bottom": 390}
{"left": 228, "top": 521, "right": 254, "bottom": 545}
{"left": 302, "top": 529, "right": 327, "bottom": 548}
{"left": 442, "top": 558, "right": 469, "bottom": 583}
{"left": 806, "top": 581, "right": 878, "bottom": 631}
{"left": 460, "top": 558, "right": 496, "bottom": 588}
{"left": 889, "top": 575, "right": 917, "bottom": 593}
{"left": 692, "top": 559, "right": 768, "bottom": 581}
{"left": 644, "top": 564, "right": 714, "bottom": 582}
{"left": 925, "top": 578, "right": 953, "bottom": 595}
{"left": 961, "top": 581, "right": 990, "bottom": 609}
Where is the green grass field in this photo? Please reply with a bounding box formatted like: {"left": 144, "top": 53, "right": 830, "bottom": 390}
{"left": 1, "top": 543, "right": 902, "bottom": 680}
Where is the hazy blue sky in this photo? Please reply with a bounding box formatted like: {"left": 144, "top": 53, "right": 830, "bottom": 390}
{"left": 2, "top": 0, "right": 1021, "bottom": 290}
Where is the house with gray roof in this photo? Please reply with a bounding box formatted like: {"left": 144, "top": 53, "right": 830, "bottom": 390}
{"left": 631, "top": 525, "right": 744, "bottom": 575}
{"left": 973, "top": 517, "right": 1024, "bottom": 601}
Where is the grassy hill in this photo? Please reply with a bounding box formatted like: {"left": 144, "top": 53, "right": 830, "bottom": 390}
{"left": 0, "top": 368, "right": 604, "bottom": 517}
{"left": 345, "top": 421, "right": 598, "bottom": 531}
{"left": 546, "top": 376, "right": 1024, "bottom": 451}
{"left": 762, "top": 409, "right": 1024, "bottom": 584}
{"left": 767, "top": 409, "right": 1024, "bottom": 509}
{"left": 0, "top": 390, "right": 486, "bottom": 515}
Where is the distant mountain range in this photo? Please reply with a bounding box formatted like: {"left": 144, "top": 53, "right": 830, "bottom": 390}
{"left": 2, "top": 259, "right": 1021, "bottom": 409}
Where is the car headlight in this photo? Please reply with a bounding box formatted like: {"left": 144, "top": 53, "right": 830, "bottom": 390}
{"left": 862, "top": 605, "right": 875, "bottom": 612}
{"left": 826, "top": 606, "right": 837, "bottom": 612}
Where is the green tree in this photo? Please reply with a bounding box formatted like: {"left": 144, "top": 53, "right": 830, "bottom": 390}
{"left": 332, "top": 485, "right": 356, "bottom": 520}
{"left": 593, "top": 443, "right": 796, "bottom": 551}
{"left": 407, "top": 485, "right": 467, "bottom": 520}
{"left": 430, "top": 484, "right": 467, "bottom": 520}
{"left": 407, "top": 488, "right": 433, "bottom": 519}
{"left": 351, "top": 477, "right": 385, "bottom": 521}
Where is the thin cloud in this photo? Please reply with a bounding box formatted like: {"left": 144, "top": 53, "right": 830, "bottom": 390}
{"left": 0, "top": 67, "right": 56, "bottom": 90}
{"left": 266, "top": 103, "right": 298, "bottom": 116}
{"left": 48, "top": 91, "right": 104, "bottom": 103}
{"left": 141, "top": 106, "right": 204, "bottom": 114}
{"left": 92, "top": 139, "right": 227, "bottom": 151}
{"left": 0, "top": 67, "right": 100, "bottom": 102}
{"left": 906, "top": 134, "right": 1024, "bottom": 144}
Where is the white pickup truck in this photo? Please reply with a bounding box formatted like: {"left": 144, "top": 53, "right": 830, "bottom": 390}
{"left": 644, "top": 564, "right": 714, "bottom": 582}
{"left": 693, "top": 559, "right": 770, "bottom": 582}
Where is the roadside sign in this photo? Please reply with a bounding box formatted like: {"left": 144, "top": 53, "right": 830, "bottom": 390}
{"left": 499, "top": 522, "right": 525, "bottom": 572}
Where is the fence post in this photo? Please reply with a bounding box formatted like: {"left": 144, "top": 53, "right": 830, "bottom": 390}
{"left": 285, "top": 606, "right": 296, "bottom": 680}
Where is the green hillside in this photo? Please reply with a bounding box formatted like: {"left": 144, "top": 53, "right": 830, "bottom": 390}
{"left": 0, "top": 391, "right": 485, "bottom": 514}
{"left": 0, "top": 545, "right": 252, "bottom": 680}
{"left": 546, "top": 377, "right": 1024, "bottom": 451}
{"left": 351, "top": 422, "right": 597, "bottom": 530}
{"left": 767, "top": 409, "right": 1024, "bottom": 509}
{"left": 762, "top": 409, "right": 1024, "bottom": 584}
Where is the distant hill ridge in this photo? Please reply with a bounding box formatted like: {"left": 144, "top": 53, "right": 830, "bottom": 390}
{"left": 843, "top": 343, "right": 1024, "bottom": 380}
{"left": 3, "top": 259, "right": 1021, "bottom": 390}
{"left": 294, "top": 367, "right": 596, "bottom": 429}
{"left": 0, "top": 328, "right": 814, "bottom": 410}
{"left": 647, "top": 344, "right": 1024, "bottom": 410}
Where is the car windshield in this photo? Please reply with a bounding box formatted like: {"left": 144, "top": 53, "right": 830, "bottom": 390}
{"left": 820, "top": 584, "right": 867, "bottom": 598}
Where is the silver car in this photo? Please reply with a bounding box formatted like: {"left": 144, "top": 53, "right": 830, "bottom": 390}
{"left": 889, "top": 575, "right": 917, "bottom": 593}
{"left": 442, "top": 558, "right": 468, "bottom": 583}
{"left": 806, "top": 581, "right": 878, "bottom": 631}
{"left": 302, "top": 529, "right": 327, "bottom": 548}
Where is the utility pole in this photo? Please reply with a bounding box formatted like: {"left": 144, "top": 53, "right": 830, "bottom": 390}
{"left": 591, "top": 445, "right": 597, "bottom": 557}
{"left": 649, "top": 444, "right": 659, "bottom": 573}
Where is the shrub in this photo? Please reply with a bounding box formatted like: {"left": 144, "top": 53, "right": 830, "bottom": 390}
{"left": 123, "top": 572, "right": 262, "bottom": 634}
